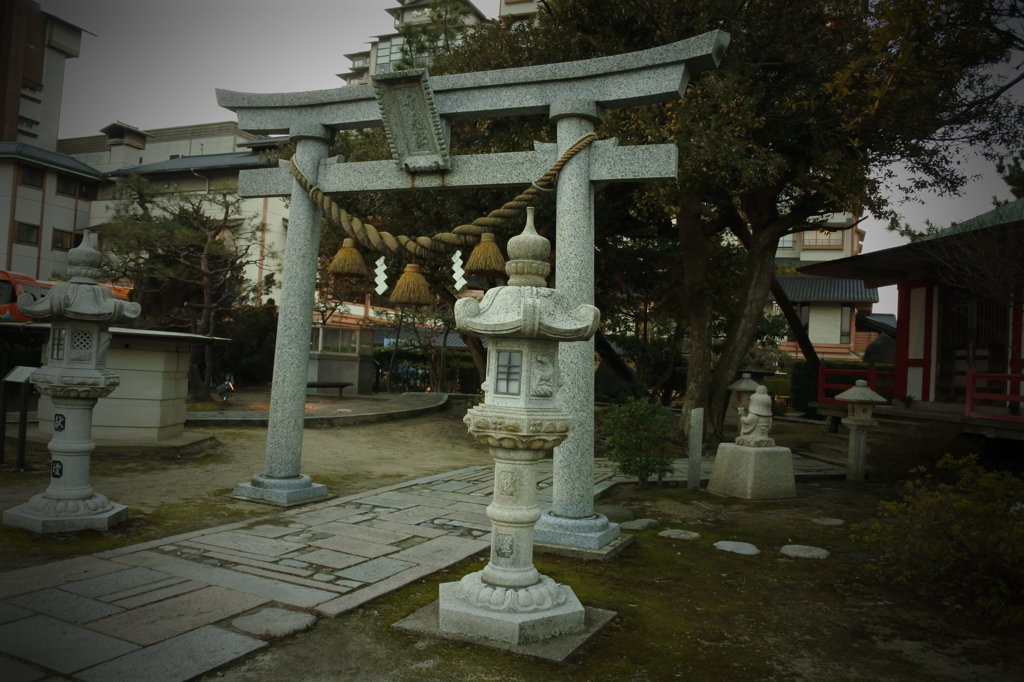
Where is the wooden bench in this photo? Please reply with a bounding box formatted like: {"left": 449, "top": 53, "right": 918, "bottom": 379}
{"left": 306, "top": 381, "right": 353, "bottom": 400}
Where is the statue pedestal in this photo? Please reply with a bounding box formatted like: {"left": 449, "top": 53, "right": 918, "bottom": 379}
{"left": 438, "top": 574, "right": 585, "bottom": 645}
{"left": 707, "top": 443, "right": 796, "bottom": 500}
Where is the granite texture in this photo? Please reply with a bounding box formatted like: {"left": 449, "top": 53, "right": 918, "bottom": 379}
{"left": 714, "top": 541, "right": 760, "bottom": 556}
{"left": 59, "top": 567, "right": 170, "bottom": 599}
{"left": 75, "top": 625, "right": 266, "bottom": 682}
{"left": 216, "top": 31, "right": 729, "bottom": 133}
{"left": 234, "top": 133, "right": 330, "bottom": 505}
{"left": 534, "top": 510, "right": 620, "bottom": 550}
{"left": 707, "top": 443, "right": 797, "bottom": 500}
{"left": 232, "top": 607, "right": 317, "bottom": 638}
{"left": 8, "top": 588, "right": 125, "bottom": 624}
{"left": 438, "top": 578, "right": 586, "bottom": 645}
{"left": 659, "top": 529, "right": 702, "bottom": 540}
{"left": 687, "top": 407, "right": 705, "bottom": 489}
{"left": 781, "top": 545, "right": 830, "bottom": 559}
{"left": 237, "top": 142, "right": 676, "bottom": 199}
{"left": 0, "top": 615, "right": 139, "bottom": 674}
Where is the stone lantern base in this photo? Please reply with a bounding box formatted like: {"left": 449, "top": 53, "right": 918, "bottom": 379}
{"left": 4, "top": 494, "right": 128, "bottom": 534}
{"left": 438, "top": 573, "right": 585, "bottom": 645}
{"left": 707, "top": 444, "right": 796, "bottom": 500}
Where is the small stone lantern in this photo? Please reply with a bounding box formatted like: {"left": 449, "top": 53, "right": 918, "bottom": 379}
{"left": 440, "top": 208, "right": 601, "bottom": 645}
{"left": 3, "top": 232, "right": 141, "bottom": 533}
{"left": 725, "top": 372, "right": 760, "bottom": 427}
{"left": 834, "top": 380, "right": 886, "bottom": 482}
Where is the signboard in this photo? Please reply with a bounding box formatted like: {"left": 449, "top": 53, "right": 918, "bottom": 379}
{"left": 3, "top": 366, "right": 36, "bottom": 384}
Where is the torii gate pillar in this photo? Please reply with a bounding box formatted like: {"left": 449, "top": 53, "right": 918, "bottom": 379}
{"left": 533, "top": 100, "right": 616, "bottom": 549}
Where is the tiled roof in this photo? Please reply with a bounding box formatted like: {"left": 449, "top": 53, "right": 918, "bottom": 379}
{"left": 0, "top": 142, "right": 105, "bottom": 180}
{"left": 106, "top": 152, "right": 271, "bottom": 177}
{"left": 919, "top": 196, "right": 1024, "bottom": 241}
{"left": 772, "top": 275, "right": 879, "bottom": 303}
{"left": 236, "top": 137, "right": 287, "bottom": 148}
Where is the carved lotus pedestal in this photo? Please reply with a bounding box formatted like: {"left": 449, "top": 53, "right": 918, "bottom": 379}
{"left": 4, "top": 389, "right": 128, "bottom": 533}
{"left": 437, "top": 403, "right": 585, "bottom": 645}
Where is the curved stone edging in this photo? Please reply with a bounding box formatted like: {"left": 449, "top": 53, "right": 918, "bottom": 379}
{"left": 184, "top": 393, "right": 449, "bottom": 428}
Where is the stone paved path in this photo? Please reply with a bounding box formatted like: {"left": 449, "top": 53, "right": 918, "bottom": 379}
{"left": 0, "top": 454, "right": 842, "bottom": 681}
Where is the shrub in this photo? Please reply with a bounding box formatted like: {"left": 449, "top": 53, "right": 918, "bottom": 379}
{"left": 856, "top": 455, "right": 1024, "bottom": 625}
{"left": 600, "top": 398, "right": 676, "bottom": 487}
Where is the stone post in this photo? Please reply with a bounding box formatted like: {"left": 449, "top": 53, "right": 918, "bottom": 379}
{"left": 4, "top": 232, "right": 140, "bottom": 533}
{"left": 534, "top": 100, "right": 619, "bottom": 551}
{"left": 687, "top": 407, "right": 704, "bottom": 489}
{"left": 233, "top": 125, "right": 331, "bottom": 504}
{"left": 440, "top": 208, "right": 601, "bottom": 645}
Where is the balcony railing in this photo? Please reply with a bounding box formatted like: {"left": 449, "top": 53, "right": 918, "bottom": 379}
{"left": 964, "top": 370, "right": 1024, "bottom": 423}
{"left": 816, "top": 365, "right": 895, "bottom": 404}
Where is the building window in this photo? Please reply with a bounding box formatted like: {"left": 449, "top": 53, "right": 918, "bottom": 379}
{"left": 311, "top": 327, "right": 356, "bottom": 353}
{"left": 16, "top": 223, "right": 39, "bottom": 245}
{"left": 169, "top": 154, "right": 181, "bottom": 160}
{"left": 803, "top": 229, "right": 844, "bottom": 247}
{"left": 20, "top": 165, "right": 43, "bottom": 188}
{"left": 495, "top": 351, "right": 522, "bottom": 395}
{"left": 778, "top": 234, "right": 794, "bottom": 249}
{"left": 56, "top": 174, "right": 77, "bottom": 196}
{"left": 50, "top": 329, "right": 66, "bottom": 361}
{"left": 52, "top": 229, "right": 73, "bottom": 251}
{"left": 840, "top": 306, "right": 852, "bottom": 344}
{"left": 77, "top": 182, "right": 98, "bottom": 201}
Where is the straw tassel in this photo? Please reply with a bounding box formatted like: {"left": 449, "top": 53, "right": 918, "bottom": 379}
{"left": 463, "top": 233, "right": 506, "bottom": 277}
{"left": 328, "top": 238, "right": 370, "bottom": 278}
{"left": 389, "top": 263, "right": 434, "bottom": 306}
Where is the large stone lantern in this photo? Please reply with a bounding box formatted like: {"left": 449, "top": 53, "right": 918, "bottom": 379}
{"left": 834, "top": 380, "right": 886, "bottom": 482}
{"left": 440, "top": 208, "right": 600, "bottom": 645}
{"left": 3, "top": 232, "right": 140, "bottom": 533}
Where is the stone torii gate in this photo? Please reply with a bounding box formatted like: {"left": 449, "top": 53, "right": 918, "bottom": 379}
{"left": 218, "top": 30, "right": 729, "bottom": 550}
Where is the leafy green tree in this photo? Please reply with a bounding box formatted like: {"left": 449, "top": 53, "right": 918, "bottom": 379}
{"left": 102, "top": 176, "right": 271, "bottom": 399}
{"left": 396, "top": 0, "right": 471, "bottom": 70}
{"left": 431, "top": 0, "right": 1024, "bottom": 436}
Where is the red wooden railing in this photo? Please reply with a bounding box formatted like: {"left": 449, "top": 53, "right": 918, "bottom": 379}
{"left": 816, "top": 366, "right": 896, "bottom": 404}
{"left": 965, "top": 370, "right": 1024, "bottom": 423}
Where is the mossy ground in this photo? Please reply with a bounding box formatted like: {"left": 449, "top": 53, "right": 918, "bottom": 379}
{"left": 218, "top": 482, "right": 1023, "bottom": 682}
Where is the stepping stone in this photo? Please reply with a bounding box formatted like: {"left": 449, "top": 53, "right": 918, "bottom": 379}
{"left": 60, "top": 567, "right": 171, "bottom": 599}
{"left": 278, "top": 559, "right": 310, "bottom": 569}
{"left": 9, "top": 588, "right": 124, "bottom": 624}
{"left": 658, "top": 529, "right": 701, "bottom": 540}
{"left": 75, "top": 625, "right": 265, "bottom": 682}
{"left": 713, "top": 541, "right": 760, "bottom": 556}
{"left": 0, "top": 655, "right": 46, "bottom": 682}
{"left": 781, "top": 545, "right": 830, "bottom": 559}
{"left": 810, "top": 518, "right": 844, "bottom": 526}
{"left": 619, "top": 518, "right": 659, "bottom": 531}
{"left": 86, "top": 586, "right": 269, "bottom": 646}
{"left": 0, "top": 615, "right": 139, "bottom": 674}
{"left": 232, "top": 607, "right": 317, "bottom": 638}
{"left": 335, "top": 557, "right": 416, "bottom": 584}
{"left": 0, "top": 602, "right": 34, "bottom": 625}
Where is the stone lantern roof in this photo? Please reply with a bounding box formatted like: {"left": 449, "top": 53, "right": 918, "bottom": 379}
{"left": 834, "top": 379, "right": 886, "bottom": 404}
{"left": 454, "top": 208, "right": 599, "bottom": 342}
{"left": 17, "top": 231, "right": 141, "bottom": 326}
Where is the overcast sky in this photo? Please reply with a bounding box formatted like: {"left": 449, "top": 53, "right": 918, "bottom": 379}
{"left": 41, "top": 0, "right": 1020, "bottom": 315}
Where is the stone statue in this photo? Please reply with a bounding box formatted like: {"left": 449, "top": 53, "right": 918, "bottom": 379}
{"left": 735, "top": 385, "right": 774, "bottom": 447}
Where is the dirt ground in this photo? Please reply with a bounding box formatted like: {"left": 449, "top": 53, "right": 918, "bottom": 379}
{"left": 1, "top": 415, "right": 1021, "bottom": 681}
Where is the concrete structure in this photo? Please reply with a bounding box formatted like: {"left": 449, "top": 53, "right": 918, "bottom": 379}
{"left": 440, "top": 208, "right": 599, "bottom": 645}
{"left": 339, "top": 0, "right": 489, "bottom": 86}
{"left": 4, "top": 231, "right": 140, "bottom": 533}
{"left": 217, "top": 29, "right": 728, "bottom": 528}
{"left": 708, "top": 386, "right": 796, "bottom": 499}
{"left": 834, "top": 380, "right": 886, "bottom": 481}
{"left": 0, "top": 0, "right": 86, "bottom": 150}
